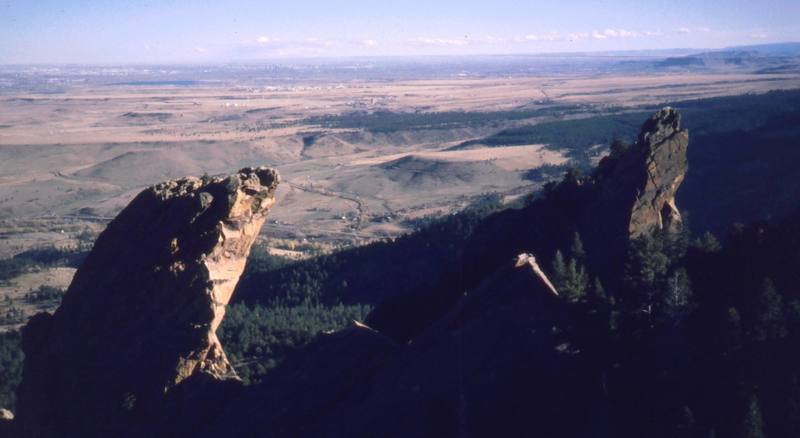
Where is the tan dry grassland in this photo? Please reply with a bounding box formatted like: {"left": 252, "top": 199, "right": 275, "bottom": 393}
{"left": 0, "top": 70, "right": 799, "bottom": 330}
{"left": 0, "top": 72, "right": 798, "bottom": 249}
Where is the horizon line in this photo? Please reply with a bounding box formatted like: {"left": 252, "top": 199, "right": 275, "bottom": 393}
{"left": 1, "top": 41, "right": 798, "bottom": 68}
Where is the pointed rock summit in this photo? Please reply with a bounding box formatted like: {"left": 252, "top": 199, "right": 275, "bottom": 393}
{"left": 576, "top": 106, "right": 689, "bottom": 275}
{"left": 629, "top": 107, "right": 689, "bottom": 236}
{"left": 597, "top": 107, "right": 689, "bottom": 238}
{"left": 15, "top": 167, "right": 279, "bottom": 437}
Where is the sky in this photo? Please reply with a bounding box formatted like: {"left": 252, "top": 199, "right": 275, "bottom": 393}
{"left": 0, "top": 0, "right": 798, "bottom": 64}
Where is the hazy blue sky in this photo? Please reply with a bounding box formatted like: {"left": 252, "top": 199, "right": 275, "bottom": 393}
{"left": 0, "top": 0, "right": 798, "bottom": 64}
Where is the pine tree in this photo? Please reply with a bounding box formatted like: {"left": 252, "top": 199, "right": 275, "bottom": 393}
{"left": 662, "top": 225, "right": 689, "bottom": 263}
{"left": 552, "top": 250, "right": 567, "bottom": 282}
{"left": 610, "top": 138, "right": 630, "bottom": 158}
{"left": 750, "top": 277, "right": 787, "bottom": 343}
{"left": 661, "top": 268, "right": 693, "bottom": 324}
{"left": 624, "top": 233, "right": 670, "bottom": 315}
{"left": 562, "top": 258, "right": 588, "bottom": 303}
{"left": 570, "top": 232, "right": 586, "bottom": 263}
{"left": 725, "top": 307, "right": 743, "bottom": 353}
{"left": 551, "top": 250, "right": 588, "bottom": 303}
{"left": 742, "top": 393, "right": 766, "bottom": 438}
{"left": 695, "top": 231, "right": 722, "bottom": 253}
{"left": 589, "top": 277, "right": 609, "bottom": 306}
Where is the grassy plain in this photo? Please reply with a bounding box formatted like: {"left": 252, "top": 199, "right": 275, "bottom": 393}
{"left": 1, "top": 67, "right": 799, "bottom": 330}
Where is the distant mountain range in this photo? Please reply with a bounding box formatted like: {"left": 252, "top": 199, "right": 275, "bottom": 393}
{"left": 724, "top": 42, "right": 800, "bottom": 56}
{"left": 646, "top": 42, "right": 800, "bottom": 73}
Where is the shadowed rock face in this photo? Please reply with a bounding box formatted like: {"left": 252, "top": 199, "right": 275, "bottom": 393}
{"left": 208, "top": 253, "right": 582, "bottom": 438}
{"left": 594, "top": 107, "right": 689, "bottom": 240}
{"left": 15, "top": 167, "right": 279, "bottom": 437}
{"left": 567, "top": 107, "right": 690, "bottom": 281}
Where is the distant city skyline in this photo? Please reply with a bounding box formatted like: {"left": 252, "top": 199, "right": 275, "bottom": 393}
{"left": 1, "top": 0, "right": 798, "bottom": 64}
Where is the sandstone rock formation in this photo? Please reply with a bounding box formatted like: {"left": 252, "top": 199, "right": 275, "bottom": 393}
{"left": 593, "top": 107, "right": 689, "bottom": 239}
{"left": 627, "top": 107, "right": 689, "bottom": 236}
{"left": 15, "top": 167, "right": 279, "bottom": 437}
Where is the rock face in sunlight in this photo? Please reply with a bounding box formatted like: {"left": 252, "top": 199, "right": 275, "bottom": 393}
{"left": 15, "top": 167, "right": 279, "bottom": 437}
{"left": 595, "top": 107, "right": 689, "bottom": 239}
{"left": 570, "top": 106, "right": 690, "bottom": 277}
{"left": 515, "top": 252, "right": 559, "bottom": 293}
{"left": 627, "top": 107, "right": 689, "bottom": 236}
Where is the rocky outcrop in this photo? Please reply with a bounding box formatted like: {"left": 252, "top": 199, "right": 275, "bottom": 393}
{"left": 593, "top": 107, "right": 689, "bottom": 239}
{"left": 558, "top": 106, "right": 691, "bottom": 280}
{"left": 6, "top": 109, "right": 692, "bottom": 437}
{"left": 15, "top": 167, "right": 279, "bottom": 437}
{"left": 627, "top": 107, "right": 689, "bottom": 236}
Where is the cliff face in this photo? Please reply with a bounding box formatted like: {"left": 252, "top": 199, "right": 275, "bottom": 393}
{"left": 15, "top": 167, "right": 279, "bottom": 437}
{"left": 592, "top": 107, "right": 689, "bottom": 240}
{"left": 629, "top": 107, "right": 688, "bottom": 236}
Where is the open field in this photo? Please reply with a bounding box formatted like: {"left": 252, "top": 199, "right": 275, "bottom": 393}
{"left": 3, "top": 73, "right": 800, "bottom": 145}
{"left": 2, "top": 70, "right": 799, "bottom": 247}
{"left": 0, "top": 267, "right": 75, "bottom": 331}
{"left": 2, "top": 71, "right": 799, "bottom": 242}
{"left": 1, "top": 57, "right": 800, "bottom": 330}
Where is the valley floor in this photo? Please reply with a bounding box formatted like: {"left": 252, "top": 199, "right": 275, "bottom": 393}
{"left": 1, "top": 69, "right": 800, "bottom": 331}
